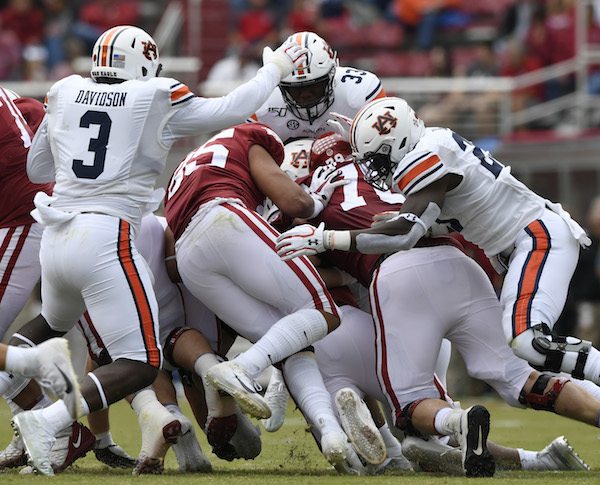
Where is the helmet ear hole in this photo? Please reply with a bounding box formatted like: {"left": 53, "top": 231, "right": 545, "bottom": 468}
{"left": 142, "top": 67, "right": 148, "bottom": 76}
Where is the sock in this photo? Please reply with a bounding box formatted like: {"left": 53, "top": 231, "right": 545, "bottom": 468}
{"left": 130, "top": 388, "right": 157, "bottom": 414}
{"left": 379, "top": 422, "right": 403, "bottom": 457}
{"left": 194, "top": 353, "right": 235, "bottom": 417}
{"left": 38, "top": 400, "right": 74, "bottom": 437}
{"left": 94, "top": 431, "right": 115, "bottom": 448}
{"left": 4, "top": 346, "right": 38, "bottom": 377}
{"left": 433, "top": 406, "right": 460, "bottom": 437}
{"left": 1, "top": 372, "right": 30, "bottom": 400}
{"left": 283, "top": 352, "right": 340, "bottom": 437}
{"left": 233, "top": 309, "right": 328, "bottom": 377}
{"left": 517, "top": 448, "right": 538, "bottom": 470}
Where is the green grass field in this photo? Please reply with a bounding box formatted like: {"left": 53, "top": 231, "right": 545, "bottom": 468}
{"left": 0, "top": 396, "right": 598, "bottom": 484}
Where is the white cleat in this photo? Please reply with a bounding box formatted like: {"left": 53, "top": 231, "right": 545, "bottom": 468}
{"left": 533, "top": 436, "right": 590, "bottom": 471}
{"left": 133, "top": 402, "right": 182, "bottom": 475}
{"left": 321, "top": 430, "right": 350, "bottom": 470}
{"left": 11, "top": 410, "right": 56, "bottom": 476}
{"left": 205, "top": 361, "right": 271, "bottom": 420}
{"left": 0, "top": 433, "right": 26, "bottom": 469}
{"left": 455, "top": 405, "right": 495, "bottom": 477}
{"left": 261, "top": 367, "right": 289, "bottom": 432}
{"left": 172, "top": 413, "right": 212, "bottom": 473}
{"left": 36, "top": 338, "right": 82, "bottom": 420}
{"left": 335, "top": 387, "right": 386, "bottom": 465}
{"left": 402, "top": 435, "right": 463, "bottom": 475}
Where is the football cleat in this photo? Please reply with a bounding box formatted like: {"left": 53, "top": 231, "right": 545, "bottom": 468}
{"left": 94, "top": 442, "right": 136, "bottom": 469}
{"left": 0, "top": 434, "right": 27, "bottom": 469}
{"left": 261, "top": 368, "right": 289, "bottom": 432}
{"left": 172, "top": 413, "right": 212, "bottom": 473}
{"left": 36, "top": 338, "right": 82, "bottom": 420}
{"left": 205, "top": 413, "right": 237, "bottom": 449}
{"left": 533, "top": 436, "right": 590, "bottom": 471}
{"left": 133, "top": 402, "right": 182, "bottom": 475}
{"left": 11, "top": 409, "right": 56, "bottom": 476}
{"left": 335, "top": 388, "right": 386, "bottom": 465}
{"left": 455, "top": 405, "right": 495, "bottom": 477}
{"left": 402, "top": 435, "right": 463, "bottom": 475}
{"left": 205, "top": 361, "right": 271, "bottom": 419}
{"left": 230, "top": 408, "right": 262, "bottom": 460}
{"left": 321, "top": 430, "right": 350, "bottom": 470}
{"left": 50, "top": 422, "right": 95, "bottom": 473}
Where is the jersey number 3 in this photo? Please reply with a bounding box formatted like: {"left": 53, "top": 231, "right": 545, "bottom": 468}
{"left": 72, "top": 110, "right": 112, "bottom": 179}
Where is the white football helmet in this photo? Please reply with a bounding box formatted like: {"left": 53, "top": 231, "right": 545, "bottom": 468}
{"left": 350, "top": 97, "right": 425, "bottom": 191}
{"left": 279, "top": 32, "right": 338, "bottom": 123}
{"left": 91, "top": 25, "right": 162, "bottom": 82}
{"left": 281, "top": 138, "right": 313, "bottom": 180}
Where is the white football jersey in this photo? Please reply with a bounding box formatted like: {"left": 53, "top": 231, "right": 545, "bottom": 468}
{"left": 249, "top": 66, "right": 385, "bottom": 142}
{"left": 391, "top": 127, "right": 547, "bottom": 256}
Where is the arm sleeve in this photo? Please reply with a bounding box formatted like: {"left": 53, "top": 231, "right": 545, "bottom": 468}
{"left": 26, "top": 117, "right": 55, "bottom": 183}
{"left": 166, "top": 63, "right": 281, "bottom": 137}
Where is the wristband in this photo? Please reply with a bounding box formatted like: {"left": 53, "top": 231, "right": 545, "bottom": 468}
{"left": 399, "top": 213, "right": 428, "bottom": 232}
{"left": 324, "top": 230, "right": 351, "bottom": 251}
{"left": 309, "top": 197, "right": 325, "bottom": 219}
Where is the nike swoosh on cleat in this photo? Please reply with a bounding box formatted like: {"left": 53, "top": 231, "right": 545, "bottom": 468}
{"left": 472, "top": 427, "right": 484, "bottom": 456}
{"left": 234, "top": 375, "right": 257, "bottom": 394}
{"left": 72, "top": 429, "right": 82, "bottom": 449}
{"left": 55, "top": 365, "right": 73, "bottom": 394}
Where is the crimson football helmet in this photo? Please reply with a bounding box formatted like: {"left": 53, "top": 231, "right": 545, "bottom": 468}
{"left": 309, "top": 132, "right": 352, "bottom": 172}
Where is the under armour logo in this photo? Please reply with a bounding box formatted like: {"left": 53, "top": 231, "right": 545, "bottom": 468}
{"left": 372, "top": 111, "right": 397, "bottom": 135}
{"left": 307, "top": 239, "right": 319, "bottom": 246}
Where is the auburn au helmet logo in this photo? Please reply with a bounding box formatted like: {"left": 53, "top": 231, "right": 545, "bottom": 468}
{"left": 142, "top": 41, "right": 158, "bottom": 61}
{"left": 290, "top": 150, "right": 309, "bottom": 169}
{"left": 372, "top": 111, "right": 397, "bottom": 135}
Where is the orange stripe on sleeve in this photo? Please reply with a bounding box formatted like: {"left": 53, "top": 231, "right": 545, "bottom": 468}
{"left": 512, "top": 221, "right": 550, "bottom": 336}
{"left": 171, "top": 85, "right": 191, "bottom": 102}
{"left": 398, "top": 154, "right": 440, "bottom": 192}
{"left": 118, "top": 221, "right": 161, "bottom": 367}
{"left": 373, "top": 88, "right": 387, "bottom": 100}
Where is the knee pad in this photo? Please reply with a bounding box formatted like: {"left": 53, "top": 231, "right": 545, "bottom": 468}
{"left": 396, "top": 398, "right": 428, "bottom": 438}
{"left": 531, "top": 323, "right": 590, "bottom": 378}
{"left": 513, "top": 323, "right": 591, "bottom": 379}
{"left": 163, "top": 327, "right": 193, "bottom": 369}
{"left": 518, "top": 373, "right": 568, "bottom": 412}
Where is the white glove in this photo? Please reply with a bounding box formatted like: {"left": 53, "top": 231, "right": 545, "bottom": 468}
{"left": 371, "top": 210, "right": 401, "bottom": 228}
{"left": 262, "top": 42, "right": 308, "bottom": 79}
{"left": 276, "top": 222, "right": 330, "bottom": 261}
{"left": 307, "top": 164, "right": 349, "bottom": 214}
{"left": 326, "top": 112, "right": 353, "bottom": 140}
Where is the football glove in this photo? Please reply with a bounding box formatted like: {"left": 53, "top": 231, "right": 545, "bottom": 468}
{"left": 326, "top": 112, "right": 353, "bottom": 141}
{"left": 276, "top": 222, "right": 331, "bottom": 261}
{"left": 262, "top": 42, "right": 308, "bottom": 79}
{"left": 306, "top": 164, "right": 349, "bottom": 217}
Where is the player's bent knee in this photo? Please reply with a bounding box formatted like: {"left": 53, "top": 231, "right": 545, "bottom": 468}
{"left": 518, "top": 373, "right": 568, "bottom": 412}
{"left": 396, "top": 398, "right": 428, "bottom": 437}
{"left": 163, "top": 327, "right": 194, "bottom": 368}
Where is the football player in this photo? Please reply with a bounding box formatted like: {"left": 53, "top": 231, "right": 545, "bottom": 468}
{"left": 277, "top": 97, "right": 600, "bottom": 397}
{"left": 249, "top": 31, "right": 386, "bottom": 142}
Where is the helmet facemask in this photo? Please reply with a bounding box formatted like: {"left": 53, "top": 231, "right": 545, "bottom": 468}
{"left": 355, "top": 143, "right": 396, "bottom": 191}
{"left": 280, "top": 66, "right": 336, "bottom": 123}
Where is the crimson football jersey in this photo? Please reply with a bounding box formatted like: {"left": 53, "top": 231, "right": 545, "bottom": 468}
{"left": 0, "top": 91, "right": 53, "bottom": 228}
{"left": 165, "top": 122, "right": 285, "bottom": 239}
